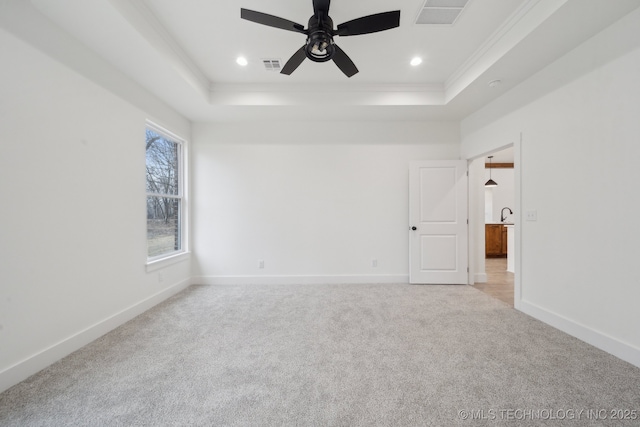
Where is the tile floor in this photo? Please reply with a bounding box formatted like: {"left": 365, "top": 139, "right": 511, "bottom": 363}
{"left": 473, "top": 258, "right": 514, "bottom": 307}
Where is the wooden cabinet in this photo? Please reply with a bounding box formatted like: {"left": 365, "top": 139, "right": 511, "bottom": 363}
{"left": 485, "top": 224, "right": 508, "bottom": 258}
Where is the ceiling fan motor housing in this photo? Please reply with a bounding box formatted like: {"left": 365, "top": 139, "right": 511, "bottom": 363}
{"left": 305, "top": 15, "right": 335, "bottom": 62}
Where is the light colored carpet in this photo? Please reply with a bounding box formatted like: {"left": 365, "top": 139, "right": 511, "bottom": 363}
{"left": 1, "top": 284, "right": 639, "bottom": 426}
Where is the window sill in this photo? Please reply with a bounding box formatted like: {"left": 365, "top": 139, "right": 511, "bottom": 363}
{"left": 146, "top": 251, "right": 191, "bottom": 273}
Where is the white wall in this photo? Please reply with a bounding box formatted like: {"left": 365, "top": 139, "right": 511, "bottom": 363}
{"left": 192, "top": 122, "right": 460, "bottom": 284}
{"left": 461, "top": 8, "right": 640, "bottom": 367}
{"left": 0, "top": 11, "right": 191, "bottom": 391}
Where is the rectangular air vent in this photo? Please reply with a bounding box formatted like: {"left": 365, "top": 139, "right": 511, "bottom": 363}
{"left": 262, "top": 59, "right": 281, "bottom": 71}
{"left": 416, "top": 0, "right": 470, "bottom": 25}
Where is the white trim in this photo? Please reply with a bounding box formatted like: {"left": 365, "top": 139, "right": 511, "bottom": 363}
{"left": 146, "top": 192, "right": 182, "bottom": 199}
{"left": 208, "top": 83, "right": 446, "bottom": 107}
{"left": 146, "top": 251, "right": 190, "bottom": 272}
{"left": 193, "top": 274, "right": 410, "bottom": 286}
{"left": 445, "top": 0, "right": 568, "bottom": 103}
{"left": 146, "top": 120, "right": 186, "bottom": 145}
{"left": 474, "top": 273, "right": 487, "bottom": 283}
{"left": 520, "top": 300, "right": 640, "bottom": 369}
{"left": 210, "top": 82, "right": 444, "bottom": 94}
{"left": 108, "top": 0, "right": 210, "bottom": 100}
{"left": 446, "top": 0, "right": 543, "bottom": 92}
{"left": 145, "top": 120, "right": 189, "bottom": 264}
{"left": 514, "top": 133, "right": 523, "bottom": 310}
{"left": 0, "top": 278, "right": 192, "bottom": 394}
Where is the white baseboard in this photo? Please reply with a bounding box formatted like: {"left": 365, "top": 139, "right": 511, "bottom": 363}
{"left": 193, "top": 274, "right": 410, "bottom": 286}
{"left": 6, "top": 278, "right": 637, "bottom": 396}
{"left": 519, "top": 300, "right": 640, "bottom": 369}
{"left": 0, "top": 278, "right": 192, "bottom": 394}
{"left": 474, "top": 273, "right": 487, "bottom": 283}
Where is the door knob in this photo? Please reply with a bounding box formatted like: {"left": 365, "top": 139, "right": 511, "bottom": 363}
{"left": 411, "top": 226, "right": 417, "bottom": 231}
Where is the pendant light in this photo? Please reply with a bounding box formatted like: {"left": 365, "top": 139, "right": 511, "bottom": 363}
{"left": 485, "top": 156, "right": 498, "bottom": 187}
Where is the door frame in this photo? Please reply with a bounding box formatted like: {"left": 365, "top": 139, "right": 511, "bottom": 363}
{"left": 466, "top": 137, "right": 521, "bottom": 309}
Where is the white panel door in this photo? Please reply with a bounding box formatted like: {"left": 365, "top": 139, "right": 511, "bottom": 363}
{"left": 409, "top": 161, "right": 468, "bottom": 284}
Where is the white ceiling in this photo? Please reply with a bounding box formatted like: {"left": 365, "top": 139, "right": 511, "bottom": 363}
{"left": 29, "top": 0, "right": 640, "bottom": 122}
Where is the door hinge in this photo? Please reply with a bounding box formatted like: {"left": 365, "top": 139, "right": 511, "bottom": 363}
{"left": 466, "top": 170, "right": 469, "bottom": 176}
{"left": 467, "top": 267, "right": 469, "bottom": 273}
{"left": 467, "top": 219, "right": 469, "bottom": 224}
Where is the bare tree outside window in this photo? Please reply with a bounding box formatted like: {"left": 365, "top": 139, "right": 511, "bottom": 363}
{"left": 146, "top": 127, "right": 183, "bottom": 258}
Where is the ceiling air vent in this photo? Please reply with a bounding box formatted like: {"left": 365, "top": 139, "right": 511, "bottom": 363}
{"left": 416, "top": 0, "right": 470, "bottom": 25}
{"left": 262, "top": 59, "right": 282, "bottom": 71}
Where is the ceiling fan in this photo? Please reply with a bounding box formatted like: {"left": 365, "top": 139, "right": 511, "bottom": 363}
{"left": 240, "top": 0, "right": 401, "bottom": 77}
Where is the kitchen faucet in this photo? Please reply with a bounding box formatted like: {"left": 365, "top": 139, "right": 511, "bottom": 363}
{"left": 501, "top": 207, "right": 513, "bottom": 222}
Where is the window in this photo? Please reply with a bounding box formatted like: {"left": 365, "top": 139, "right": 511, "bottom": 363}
{"left": 145, "top": 123, "right": 186, "bottom": 260}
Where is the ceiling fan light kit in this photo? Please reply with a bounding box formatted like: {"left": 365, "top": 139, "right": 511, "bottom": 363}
{"left": 240, "top": 0, "right": 400, "bottom": 77}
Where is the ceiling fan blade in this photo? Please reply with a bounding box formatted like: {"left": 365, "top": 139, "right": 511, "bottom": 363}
{"left": 336, "top": 11, "right": 401, "bottom": 36}
{"left": 241, "top": 9, "right": 306, "bottom": 34}
{"left": 313, "top": 0, "right": 331, "bottom": 16}
{"left": 281, "top": 46, "right": 308, "bottom": 75}
{"left": 332, "top": 44, "right": 358, "bottom": 78}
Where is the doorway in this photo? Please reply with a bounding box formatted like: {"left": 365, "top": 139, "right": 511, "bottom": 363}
{"left": 470, "top": 145, "right": 517, "bottom": 306}
{"left": 475, "top": 258, "right": 514, "bottom": 306}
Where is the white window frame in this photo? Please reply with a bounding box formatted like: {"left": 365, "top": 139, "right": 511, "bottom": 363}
{"left": 145, "top": 121, "right": 189, "bottom": 270}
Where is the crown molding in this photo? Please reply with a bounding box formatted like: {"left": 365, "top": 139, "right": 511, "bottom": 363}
{"left": 444, "top": 0, "right": 568, "bottom": 103}
{"left": 209, "top": 83, "right": 446, "bottom": 106}
{"left": 210, "top": 83, "right": 443, "bottom": 93}
{"left": 108, "top": 0, "right": 210, "bottom": 101}
{"left": 106, "top": 1, "right": 446, "bottom": 108}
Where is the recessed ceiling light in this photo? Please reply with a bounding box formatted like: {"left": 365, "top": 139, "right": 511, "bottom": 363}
{"left": 410, "top": 57, "right": 423, "bottom": 67}
{"left": 236, "top": 57, "right": 248, "bottom": 66}
{"left": 488, "top": 79, "right": 502, "bottom": 88}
